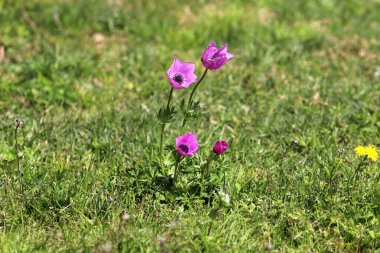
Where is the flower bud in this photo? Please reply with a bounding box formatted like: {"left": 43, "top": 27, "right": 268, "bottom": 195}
{"left": 213, "top": 140, "right": 229, "bottom": 155}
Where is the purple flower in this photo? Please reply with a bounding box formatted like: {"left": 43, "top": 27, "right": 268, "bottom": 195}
{"left": 201, "top": 41, "right": 234, "bottom": 70}
{"left": 176, "top": 133, "right": 199, "bottom": 157}
{"left": 213, "top": 140, "right": 229, "bottom": 155}
{"left": 167, "top": 57, "right": 197, "bottom": 89}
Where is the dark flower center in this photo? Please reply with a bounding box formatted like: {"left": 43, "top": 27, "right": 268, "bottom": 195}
{"left": 173, "top": 74, "right": 184, "bottom": 84}
{"left": 179, "top": 144, "right": 189, "bottom": 153}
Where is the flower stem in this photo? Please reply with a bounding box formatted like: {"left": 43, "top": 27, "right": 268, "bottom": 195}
{"left": 181, "top": 68, "right": 208, "bottom": 131}
{"left": 223, "top": 170, "right": 226, "bottom": 191}
{"left": 201, "top": 153, "right": 209, "bottom": 179}
{"left": 159, "top": 87, "right": 174, "bottom": 172}
{"left": 351, "top": 157, "right": 366, "bottom": 184}
{"left": 206, "top": 154, "right": 214, "bottom": 178}
{"left": 347, "top": 157, "right": 366, "bottom": 196}
{"left": 173, "top": 155, "right": 182, "bottom": 187}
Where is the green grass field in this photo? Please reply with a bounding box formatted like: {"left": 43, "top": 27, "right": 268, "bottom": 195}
{"left": 1, "top": 0, "right": 380, "bottom": 251}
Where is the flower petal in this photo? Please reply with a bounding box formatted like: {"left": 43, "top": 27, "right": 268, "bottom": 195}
{"left": 226, "top": 52, "right": 234, "bottom": 60}
{"left": 201, "top": 42, "right": 218, "bottom": 63}
{"left": 214, "top": 44, "right": 228, "bottom": 57}
{"left": 208, "top": 41, "right": 217, "bottom": 48}
{"left": 187, "top": 142, "right": 199, "bottom": 154}
{"left": 208, "top": 56, "right": 228, "bottom": 70}
{"left": 166, "top": 58, "right": 176, "bottom": 76}
{"left": 177, "top": 61, "right": 195, "bottom": 74}
{"left": 182, "top": 74, "right": 197, "bottom": 88}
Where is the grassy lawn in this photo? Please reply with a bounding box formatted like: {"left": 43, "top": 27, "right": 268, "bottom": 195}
{"left": 1, "top": 0, "right": 380, "bottom": 251}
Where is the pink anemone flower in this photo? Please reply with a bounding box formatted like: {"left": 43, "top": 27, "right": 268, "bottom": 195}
{"left": 201, "top": 41, "right": 234, "bottom": 70}
{"left": 167, "top": 57, "right": 197, "bottom": 89}
{"left": 176, "top": 133, "right": 199, "bottom": 157}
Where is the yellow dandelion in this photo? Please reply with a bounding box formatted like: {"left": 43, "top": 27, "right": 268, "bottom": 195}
{"left": 355, "top": 146, "right": 366, "bottom": 156}
{"left": 365, "top": 145, "right": 378, "bottom": 162}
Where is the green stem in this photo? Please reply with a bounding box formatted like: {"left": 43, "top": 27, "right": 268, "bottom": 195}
{"left": 159, "top": 87, "right": 174, "bottom": 172}
{"left": 206, "top": 155, "right": 214, "bottom": 178}
{"left": 181, "top": 68, "right": 208, "bottom": 131}
{"left": 207, "top": 221, "right": 213, "bottom": 236}
{"left": 202, "top": 153, "right": 212, "bottom": 179}
{"left": 173, "top": 155, "right": 182, "bottom": 187}
{"left": 351, "top": 157, "right": 366, "bottom": 184}
{"left": 348, "top": 157, "right": 366, "bottom": 196}
{"left": 223, "top": 170, "right": 226, "bottom": 191}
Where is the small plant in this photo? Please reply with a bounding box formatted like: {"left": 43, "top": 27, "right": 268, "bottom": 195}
{"left": 355, "top": 145, "right": 378, "bottom": 162}
{"left": 352, "top": 145, "right": 378, "bottom": 183}
{"left": 203, "top": 140, "right": 229, "bottom": 179}
{"left": 156, "top": 41, "right": 234, "bottom": 194}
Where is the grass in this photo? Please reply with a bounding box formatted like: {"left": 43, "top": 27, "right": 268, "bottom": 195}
{"left": 1, "top": 0, "right": 380, "bottom": 251}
